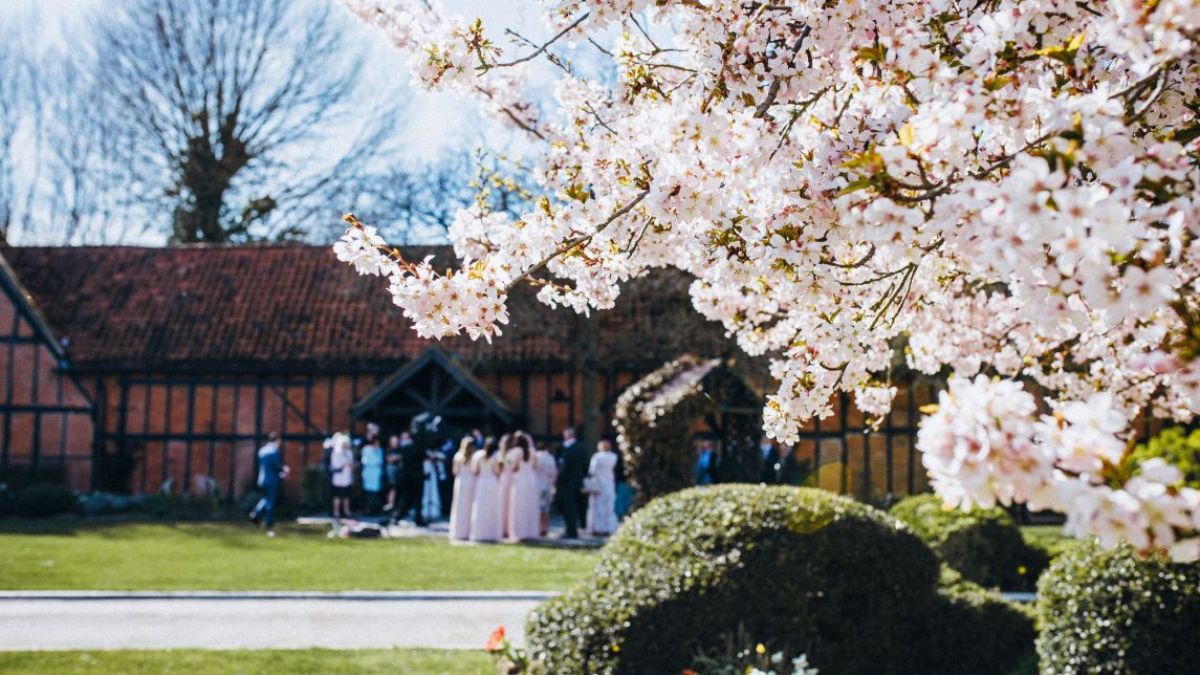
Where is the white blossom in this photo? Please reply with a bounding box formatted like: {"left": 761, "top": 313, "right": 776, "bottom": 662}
{"left": 335, "top": 0, "right": 1200, "bottom": 559}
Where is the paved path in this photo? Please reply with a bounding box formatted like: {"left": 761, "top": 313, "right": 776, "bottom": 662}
{"left": 0, "top": 592, "right": 552, "bottom": 651}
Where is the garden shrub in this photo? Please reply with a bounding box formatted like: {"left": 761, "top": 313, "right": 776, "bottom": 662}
{"left": 1021, "top": 525, "right": 1079, "bottom": 563}
{"left": 890, "top": 493, "right": 1047, "bottom": 591}
{"left": 15, "top": 483, "right": 77, "bottom": 517}
{"left": 613, "top": 356, "right": 720, "bottom": 506}
{"left": 141, "top": 493, "right": 223, "bottom": 520}
{"left": 1128, "top": 426, "right": 1200, "bottom": 489}
{"left": 77, "top": 492, "right": 145, "bottom": 516}
{"left": 300, "top": 463, "right": 331, "bottom": 513}
{"left": 527, "top": 485, "right": 1033, "bottom": 675}
{"left": 93, "top": 441, "right": 144, "bottom": 494}
{"left": 1037, "top": 540, "right": 1200, "bottom": 675}
{"left": 0, "top": 464, "right": 67, "bottom": 492}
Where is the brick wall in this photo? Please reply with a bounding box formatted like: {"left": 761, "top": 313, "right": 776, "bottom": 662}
{"left": 0, "top": 279, "right": 96, "bottom": 489}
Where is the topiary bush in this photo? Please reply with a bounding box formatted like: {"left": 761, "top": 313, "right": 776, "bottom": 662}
{"left": 613, "top": 355, "right": 720, "bottom": 507}
{"left": 15, "top": 483, "right": 77, "bottom": 518}
{"left": 527, "top": 485, "right": 1033, "bottom": 675}
{"left": 1037, "top": 540, "right": 1200, "bottom": 674}
{"left": 890, "top": 494, "right": 1047, "bottom": 591}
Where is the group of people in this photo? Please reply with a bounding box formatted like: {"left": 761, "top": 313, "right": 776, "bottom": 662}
{"left": 298, "top": 420, "right": 622, "bottom": 542}
{"left": 445, "top": 426, "right": 620, "bottom": 542}
{"left": 694, "top": 436, "right": 813, "bottom": 486}
{"left": 247, "top": 425, "right": 789, "bottom": 540}
{"left": 326, "top": 423, "right": 453, "bottom": 526}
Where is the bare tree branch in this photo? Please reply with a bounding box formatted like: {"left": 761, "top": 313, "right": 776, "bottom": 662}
{"left": 66, "top": 0, "right": 400, "bottom": 243}
{"left": 490, "top": 12, "right": 589, "bottom": 69}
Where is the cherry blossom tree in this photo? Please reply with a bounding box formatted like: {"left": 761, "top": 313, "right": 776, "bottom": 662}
{"left": 334, "top": 0, "right": 1200, "bottom": 560}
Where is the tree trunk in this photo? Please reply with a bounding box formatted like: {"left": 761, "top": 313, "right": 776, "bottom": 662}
{"left": 574, "top": 313, "right": 602, "bottom": 453}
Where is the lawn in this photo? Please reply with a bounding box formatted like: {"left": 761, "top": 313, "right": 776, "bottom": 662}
{"left": 0, "top": 648, "right": 491, "bottom": 674}
{"left": 0, "top": 519, "right": 597, "bottom": 591}
{"left": 1020, "top": 524, "right": 1076, "bottom": 561}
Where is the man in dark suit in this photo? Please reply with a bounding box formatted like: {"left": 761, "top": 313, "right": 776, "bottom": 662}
{"left": 759, "top": 436, "right": 781, "bottom": 484}
{"left": 556, "top": 426, "right": 588, "bottom": 538}
{"left": 393, "top": 430, "right": 427, "bottom": 527}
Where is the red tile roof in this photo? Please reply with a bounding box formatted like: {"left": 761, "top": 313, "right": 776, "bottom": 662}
{"left": 1, "top": 244, "right": 723, "bottom": 374}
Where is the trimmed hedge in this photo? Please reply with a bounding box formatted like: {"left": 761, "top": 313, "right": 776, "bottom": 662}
{"left": 15, "top": 483, "right": 76, "bottom": 517}
{"left": 890, "top": 494, "right": 1047, "bottom": 591}
{"left": 1037, "top": 540, "right": 1200, "bottom": 674}
{"left": 527, "top": 485, "right": 1033, "bottom": 675}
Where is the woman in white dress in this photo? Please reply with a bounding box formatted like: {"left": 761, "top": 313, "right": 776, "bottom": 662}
{"left": 469, "top": 437, "right": 503, "bottom": 542}
{"left": 496, "top": 433, "right": 515, "bottom": 539}
{"left": 506, "top": 431, "right": 541, "bottom": 541}
{"left": 448, "top": 436, "right": 477, "bottom": 541}
{"left": 534, "top": 442, "right": 558, "bottom": 537}
{"left": 329, "top": 433, "right": 355, "bottom": 519}
{"left": 586, "top": 440, "right": 619, "bottom": 536}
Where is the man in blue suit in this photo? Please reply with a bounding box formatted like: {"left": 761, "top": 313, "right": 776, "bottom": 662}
{"left": 249, "top": 432, "right": 288, "bottom": 536}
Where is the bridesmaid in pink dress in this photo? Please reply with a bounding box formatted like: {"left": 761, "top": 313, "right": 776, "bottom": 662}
{"left": 448, "top": 436, "right": 477, "bottom": 541}
{"left": 469, "top": 437, "right": 502, "bottom": 542}
{"left": 507, "top": 431, "right": 541, "bottom": 541}
{"left": 496, "top": 433, "right": 515, "bottom": 539}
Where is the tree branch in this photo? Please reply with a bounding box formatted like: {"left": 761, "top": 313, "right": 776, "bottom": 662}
{"left": 505, "top": 189, "right": 650, "bottom": 290}
{"left": 490, "top": 12, "right": 589, "bottom": 69}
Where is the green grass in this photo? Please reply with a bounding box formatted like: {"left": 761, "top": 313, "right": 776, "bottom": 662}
{"left": 0, "top": 519, "right": 597, "bottom": 591}
{"left": 0, "top": 648, "right": 491, "bottom": 674}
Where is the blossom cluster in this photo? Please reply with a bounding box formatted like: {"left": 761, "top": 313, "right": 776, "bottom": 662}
{"left": 335, "top": 0, "right": 1200, "bottom": 558}
{"left": 921, "top": 375, "right": 1200, "bottom": 561}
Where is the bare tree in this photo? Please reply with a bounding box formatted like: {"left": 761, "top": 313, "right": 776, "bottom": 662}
{"left": 351, "top": 150, "right": 532, "bottom": 244}
{"left": 79, "top": 0, "right": 396, "bottom": 243}
{"left": 33, "top": 55, "right": 118, "bottom": 244}
{"left": 0, "top": 32, "right": 26, "bottom": 241}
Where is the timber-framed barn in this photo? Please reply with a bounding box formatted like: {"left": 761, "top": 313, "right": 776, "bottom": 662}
{"left": 0, "top": 243, "right": 939, "bottom": 500}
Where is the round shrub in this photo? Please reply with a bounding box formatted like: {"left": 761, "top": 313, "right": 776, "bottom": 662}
{"left": 527, "top": 485, "right": 1033, "bottom": 675}
{"left": 890, "top": 494, "right": 1047, "bottom": 591}
{"left": 1037, "top": 540, "right": 1200, "bottom": 674}
{"left": 15, "top": 483, "right": 77, "bottom": 517}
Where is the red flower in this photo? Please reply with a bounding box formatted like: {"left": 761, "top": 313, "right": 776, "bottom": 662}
{"left": 486, "top": 626, "right": 506, "bottom": 652}
{"left": 682, "top": 670, "right": 698, "bottom": 675}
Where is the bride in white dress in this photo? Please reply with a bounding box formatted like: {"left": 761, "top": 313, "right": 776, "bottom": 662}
{"left": 586, "top": 440, "right": 619, "bottom": 536}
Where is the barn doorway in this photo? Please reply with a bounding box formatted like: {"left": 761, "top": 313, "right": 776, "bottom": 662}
{"left": 350, "top": 347, "right": 517, "bottom": 440}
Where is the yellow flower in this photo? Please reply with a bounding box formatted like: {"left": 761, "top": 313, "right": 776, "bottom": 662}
{"left": 755, "top": 643, "right": 766, "bottom": 655}
{"left": 1018, "top": 565, "right": 1028, "bottom": 575}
